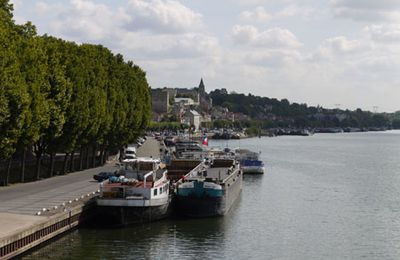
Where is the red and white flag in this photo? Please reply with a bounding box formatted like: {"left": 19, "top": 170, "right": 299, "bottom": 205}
{"left": 202, "top": 134, "right": 208, "bottom": 146}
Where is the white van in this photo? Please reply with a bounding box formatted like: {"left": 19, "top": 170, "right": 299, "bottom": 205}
{"left": 124, "top": 146, "right": 136, "bottom": 159}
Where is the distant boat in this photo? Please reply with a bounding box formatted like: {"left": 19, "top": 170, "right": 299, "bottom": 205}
{"left": 176, "top": 158, "right": 242, "bottom": 218}
{"left": 234, "top": 148, "right": 265, "bottom": 174}
{"left": 314, "top": 127, "right": 343, "bottom": 133}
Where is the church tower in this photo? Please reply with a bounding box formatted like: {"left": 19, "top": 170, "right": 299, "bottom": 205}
{"left": 198, "top": 78, "right": 205, "bottom": 96}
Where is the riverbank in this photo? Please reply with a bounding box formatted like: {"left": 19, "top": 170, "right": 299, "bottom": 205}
{"left": 0, "top": 138, "right": 161, "bottom": 259}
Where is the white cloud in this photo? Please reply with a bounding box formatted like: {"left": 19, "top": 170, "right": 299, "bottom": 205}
{"left": 119, "top": 32, "right": 220, "bottom": 60}
{"left": 363, "top": 24, "right": 400, "bottom": 43}
{"left": 125, "top": 0, "right": 204, "bottom": 34}
{"left": 276, "top": 5, "right": 318, "bottom": 19}
{"left": 331, "top": 0, "right": 400, "bottom": 22}
{"left": 240, "top": 4, "right": 319, "bottom": 24}
{"left": 28, "top": 0, "right": 217, "bottom": 61}
{"left": 35, "top": 2, "right": 50, "bottom": 14}
{"left": 47, "top": 0, "right": 128, "bottom": 42}
{"left": 245, "top": 49, "right": 302, "bottom": 68}
{"left": 35, "top": 0, "right": 205, "bottom": 42}
{"left": 331, "top": 0, "right": 399, "bottom": 10}
{"left": 232, "top": 25, "right": 303, "bottom": 49}
{"left": 235, "top": 0, "right": 295, "bottom": 6}
{"left": 240, "top": 6, "right": 271, "bottom": 23}
{"left": 318, "top": 36, "right": 364, "bottom": 58}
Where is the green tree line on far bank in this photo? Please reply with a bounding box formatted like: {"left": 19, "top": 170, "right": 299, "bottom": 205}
{"left": 0, "top": 1, "right": 151, "bottom": 185}
{"left": 209, "top": 89, "right": 394, "bottom": 129}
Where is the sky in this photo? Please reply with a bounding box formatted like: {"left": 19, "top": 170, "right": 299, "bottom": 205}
{"left": 10, "top": 0, "right": 400, "bottom": 112}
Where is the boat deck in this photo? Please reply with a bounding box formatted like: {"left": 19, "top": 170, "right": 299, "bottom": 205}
{"left": 188, "top": 166, "right": 238, "bottom": 182}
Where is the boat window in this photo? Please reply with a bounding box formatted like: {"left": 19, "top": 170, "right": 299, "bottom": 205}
{"left": 160, "top": 187, "right": 162, "bottom": 194}
{"left": 154, "top": 189, "right": 157, "bottom": 196}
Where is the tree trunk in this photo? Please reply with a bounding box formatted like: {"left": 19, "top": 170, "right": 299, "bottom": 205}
{"left": 62, "top": 153, "right": 69, "bottom": 174}
{"left": 99, "top": 147, "right": 105, "bottom": 165}
{"left": 49, "top": 152, "right": 55, "bottom": 177}
{"left": 105, "top": 150, "right": 109, "bottom": 163}
{"left": 5, "top": 157, "right": 12, "bottom": 186}
{"left": 20, "top": 148, "right": 26, "bottom": 183}
{"left": 79, "top": 147, "right": 84, "bottom": 170}
{"left": 92, "top": 144, "right": 97, "bottom": 168}
{"left": 119, "top": 148, "right": 124, "bottom": 162}
{"left": 35, "top": 154, "right": 42, "bottom": 180}
{"left": 69, "top": 151, "right": 75, "bottom": 172}
{"left": 85, "top": 146, "right": 90, "bottom": 169}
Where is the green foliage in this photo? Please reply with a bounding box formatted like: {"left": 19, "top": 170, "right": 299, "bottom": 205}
{"left": 0, "top": 0, "right": 151, "bottom": 172}
{"left": 245, "top": 126, "right": 260, "bottom": 136}
{"left": 18, "top": 27, "right": 51, "bottom": 149}
{"left": 148, "top": 121, "right": 186, "bottom": 131}
{"left": 0, "top": 4, "right": 29, "bottom": 158}
{"left": 388, "top": 111, "right": 400, "bottom": 129}
{"left": 210, "top": 90, "right": 393, "bottom": 129}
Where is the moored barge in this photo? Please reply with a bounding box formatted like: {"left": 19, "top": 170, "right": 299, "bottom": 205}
{"left": 176, "top": 158, "right": 242, "bottom": 218}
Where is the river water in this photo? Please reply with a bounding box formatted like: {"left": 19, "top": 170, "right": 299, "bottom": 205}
{"left": 23, "top": 131, "right": 400, "bottom": 259}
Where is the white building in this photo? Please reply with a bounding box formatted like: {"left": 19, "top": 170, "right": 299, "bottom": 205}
{"left": 183, "top": 110, "right": 201, "bottom": 130}
{"left": 174, "top": 97, "right": 198, "bottom": 106}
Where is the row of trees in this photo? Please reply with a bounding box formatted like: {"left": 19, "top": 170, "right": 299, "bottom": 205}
{"left": 209, "top": 89, "right": 393, "bottom": 129}
{"left": 0, "top": 1, "right": 151, "bottom": 185}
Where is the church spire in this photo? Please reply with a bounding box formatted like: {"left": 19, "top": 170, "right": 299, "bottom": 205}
{"left": 199, "top": 78, "right": 205, "bottom": 94}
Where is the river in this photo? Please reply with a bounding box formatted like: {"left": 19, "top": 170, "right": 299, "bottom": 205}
{"left": 22, "top": 131, "right": 400, "bottom": 259}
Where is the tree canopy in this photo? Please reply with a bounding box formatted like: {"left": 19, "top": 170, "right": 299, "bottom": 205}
{"left": 0, "top": 1, "right": 151, "bottom": 182}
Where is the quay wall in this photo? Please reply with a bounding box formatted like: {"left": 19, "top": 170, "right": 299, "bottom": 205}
{"left": 0, "top": 198, "right": 97, "bottom": 259}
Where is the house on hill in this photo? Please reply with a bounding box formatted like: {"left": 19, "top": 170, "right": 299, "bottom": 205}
{"left": 151, "top": 78, "right": 213, "bottom": 123}
{"left": 183, "top": 110, "right": 201, "bottom": 130}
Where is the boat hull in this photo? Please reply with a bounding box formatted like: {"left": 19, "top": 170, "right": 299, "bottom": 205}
{"left": 95, "top": 196, "right": 172, "bottom": 226}
{"left": 176, "top": 195, "right": 224, "bottom": 217}
{"left": 176, "top": 171, "right": 242, "bottom": 218}
{"left": 240, "top": 159, "right": 265, "bottom": 174}
{"left": 241, "top": 166, "right": 265, "bottom": 174}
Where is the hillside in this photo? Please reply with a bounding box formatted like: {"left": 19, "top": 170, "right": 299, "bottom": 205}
{"left": 209, "top": 89, "right": 393, "bottom": 128}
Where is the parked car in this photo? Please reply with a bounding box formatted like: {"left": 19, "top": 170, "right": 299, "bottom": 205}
{"left": 164, "top": 137, "right": 176, "bottom": 147}
{"left": 125, "top": 146, "right": 136, "bottom": 155}
{"left": 93, "top": 171, "right": 119, "bottom": 182}
{"left": 123, "top": 154, "right": 136, "bottom": 160}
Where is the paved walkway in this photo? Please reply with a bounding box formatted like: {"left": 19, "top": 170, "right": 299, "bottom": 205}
{"left": 0, "top": 213, "right": 46, "bottom": 238}
{"left": 136, "top": 137, "right": 161, "bottom": 158}
{"left": 0, "top": 164, "right": 115, "bottom": 215}
{"left": 0, "top": 137, "right": 161, "bottom": 245}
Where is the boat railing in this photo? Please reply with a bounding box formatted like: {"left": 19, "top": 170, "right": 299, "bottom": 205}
{"left": 220, "top": 164, "right": 241, "bottom": 184}
{"left": 143, "top": 171, "right": 154, "bottom": 188}
{"left": 176, "top": 162, "right": 205, "bottom": 185}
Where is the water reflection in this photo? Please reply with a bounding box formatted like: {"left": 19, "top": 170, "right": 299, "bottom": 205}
{"left": 22, "top": 213, "right": 232, "bottom": 260}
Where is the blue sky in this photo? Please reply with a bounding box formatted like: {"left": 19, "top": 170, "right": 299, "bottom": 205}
{"left": 11, "top": 0, "right": 400, "bottom": 112}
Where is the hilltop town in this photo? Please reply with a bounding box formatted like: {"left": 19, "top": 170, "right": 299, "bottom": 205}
{"left": 151, "top": 79, "right": 214, "bottom": 131}
{"left": 151, "top": 79, "right": 400, "bottom": 136}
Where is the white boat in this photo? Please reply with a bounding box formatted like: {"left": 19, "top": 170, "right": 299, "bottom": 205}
{"left": 234, "top": 148, "right": 265, "bottom": 174}
{"left": 96, "top": 158, "right": 171, "bottom": 225}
